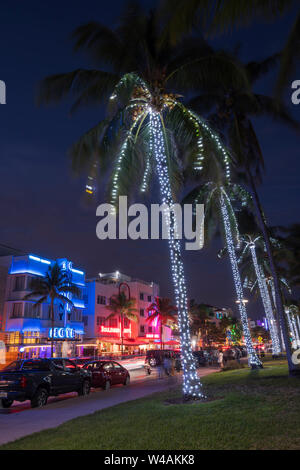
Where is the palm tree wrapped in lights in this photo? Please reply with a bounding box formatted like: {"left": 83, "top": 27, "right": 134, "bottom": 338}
{"left": 239, "top": 235, "right": 281, "bottom": 355}
{"left": 39, "top": 5, "right": 252, "bottom": 397}
{"left": 185, "top": 149, "right": 262, "bottom": 368}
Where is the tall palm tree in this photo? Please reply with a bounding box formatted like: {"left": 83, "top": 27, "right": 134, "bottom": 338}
{"left": 188, "top": 51, "right": 299, "bottom": 375}
{"left": 106, "top": 292, "right": 138, "bottom": 355}
{"left": 163, "top": 0, "right": 298, "bottom": 95}
{"left": 39, "top": 3, "right": 249, "bottom": 398}
{"left": 146, "top": 297, "right": 177, "bottom": 349}
{"left": 189, "top": 301, "right": 210, "bottom": 347}
{"left": 24, "top": 263, "right": 80, "bottom": 358}
{"left": 239, "top": 235, "right": 281, "bottom": 354}
{"left": 184, "top": 153, "right": 262, "bottom": 368}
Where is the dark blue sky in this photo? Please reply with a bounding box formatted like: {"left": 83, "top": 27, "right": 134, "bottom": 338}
{"left": 0, "top": 0, "right": 299, "bottom": 318}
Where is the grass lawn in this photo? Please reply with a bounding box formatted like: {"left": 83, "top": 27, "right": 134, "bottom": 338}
{"left": 2, "top": 361, "right": 300, "bottom": 450}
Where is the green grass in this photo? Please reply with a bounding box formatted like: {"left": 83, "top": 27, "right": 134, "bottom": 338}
{"left": 2, "top": 361, "right": 300, "bottom": 450}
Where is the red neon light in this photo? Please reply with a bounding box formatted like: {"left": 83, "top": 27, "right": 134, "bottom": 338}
{"left": 100, "top": 325, "right": 131, "bottom": 335}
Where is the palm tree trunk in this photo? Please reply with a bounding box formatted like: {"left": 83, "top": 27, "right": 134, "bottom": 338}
{"left": 51, "top": 297, "right": 54, "bottom": 358}
{"left": 219, "top": 193, "right": 262, "bottom": 368}
{"left": 249, "top": 244, "right": 281, "bottom": 354}
{"left": 248, "top": 173, "right": 298, "bottom": 375}
{"left": 150, "top": 111, "right": 203, "bottom": 399}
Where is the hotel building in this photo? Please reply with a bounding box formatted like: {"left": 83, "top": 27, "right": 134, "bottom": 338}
{"left": 81, "top": 271, "right": 174, "bottom": 356}
{"left": 0, "top": 254, "right": 86, "bottom": 361}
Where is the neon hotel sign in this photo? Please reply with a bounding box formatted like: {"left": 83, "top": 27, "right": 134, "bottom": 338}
{"left": 49, "top": 327, "right": 76, "bottom": 340}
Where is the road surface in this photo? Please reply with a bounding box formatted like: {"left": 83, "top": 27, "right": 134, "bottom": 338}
{"left": 0, "top": 367, "right": 217, "bottom": 446}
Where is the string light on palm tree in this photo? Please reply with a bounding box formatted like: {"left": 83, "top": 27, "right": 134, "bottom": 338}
{"left": 240, "top": 235, "right": 281, "bottom": 355}
{"left": 220, "top": 192, "right": 262, "bottom": 368}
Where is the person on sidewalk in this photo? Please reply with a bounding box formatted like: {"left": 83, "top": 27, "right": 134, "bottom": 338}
{"left": 157, "top": 354, "right": 164, "bottom": 379}
{"left": 218, "top": 350, "right": 224, "bottom": 369}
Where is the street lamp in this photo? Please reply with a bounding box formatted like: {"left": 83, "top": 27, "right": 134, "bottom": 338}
{"left": 236, "top": 299, "right": 249, "bottom": 305}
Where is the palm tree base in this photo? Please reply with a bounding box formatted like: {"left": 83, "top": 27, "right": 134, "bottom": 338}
{"left": 250, "top": 364, "right": 264, "bottom": 370}
{"left": 289, "top": 368, "right": 300, "bottom": 378}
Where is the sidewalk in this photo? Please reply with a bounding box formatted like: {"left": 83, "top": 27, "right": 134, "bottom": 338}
{"left": 0, "top": 368, "right": 216, "bottom": 446}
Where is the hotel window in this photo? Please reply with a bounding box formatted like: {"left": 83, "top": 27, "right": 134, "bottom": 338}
{"left": 109, "top": 318, "right": 118, "bottom": 328}
{"left": 140, "top": 325, "right": 145, "bottom": 334}
{"left": 7, "top": 331, "right": 21, "bottom": 345}
{"left": 148, "top": 326, "right": 153, "bottom": 333}
{"left": 11, "top": 303, "right": 23, "bottom": 318}
{"left": 97, "top": 316, "right": 106, "bottom": 326}
{"left": 140, "top": 309, "right": 144, "bottom": 317}
{"left": 82, "top": 316, "right": 88, "bottom": 326}
{"left": 14, "top": 276, "right": 25, "bottom": 291}
{"left": 140, "top": 293, "right": 144, "bottom": 301}
{"left": 147, "top": 295, "right": 152, "bottom": 302}
{"left": 24, "top": 303, "right": 40, "bottom": 318}
{"left": 24, "top": 331, "right": 40, "bottom": 344}
{"left": 97, "top": 295, "right": 107, "bottom": 305}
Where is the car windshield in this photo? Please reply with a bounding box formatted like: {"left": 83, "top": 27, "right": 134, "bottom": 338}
{"left": 3, "top": 360, "right": 22, "bottom": 372}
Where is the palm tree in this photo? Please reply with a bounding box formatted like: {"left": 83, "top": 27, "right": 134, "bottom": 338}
{"left": 277, "top": 224, "right": 300, "bottom": 288}
{"left": 146, "top": 297, "right": 177, "bottom": 349}
{"left": 189, "top": 301, "right": 210, "bottom": 347}
{"left": 38, "top": 3, "right": 249, "bottom": 398}
{"left": 24, "top": 263, "right": 80, "bottom": 358}
{"left": 163, "top": 0, "right": 298, "bottom": 95}
{"left": 106, "top": 292, "right": 138, "bottom": 355}
{"left": 184, "top": 151, "right": 262, "bottom": 368}
{"left": 239, "top": 235, "right": 281, "bottom": 354}
{"left": 188, "top": 50, "right": 299, "bottom": 374}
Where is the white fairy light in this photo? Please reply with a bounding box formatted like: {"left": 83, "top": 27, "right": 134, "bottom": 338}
{"left": 249, "top": 243, "right": 281, "bottom": 355}
{"left": 150, "top": 109, "right": 204, "bottom": 398}
{"left": 220, "top": 192, "right": 262, "bottom": 368}
{"left": 186, "top": 108, "right": 231, "bottom": 181}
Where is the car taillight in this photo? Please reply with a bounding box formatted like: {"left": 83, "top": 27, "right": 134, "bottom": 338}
{"left": 20, "top": 376, "right": 27, "bottom": 388}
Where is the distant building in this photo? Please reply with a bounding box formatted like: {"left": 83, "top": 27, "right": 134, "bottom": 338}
{"left": 82, "top": 271, "right": 174, "bottom": 356}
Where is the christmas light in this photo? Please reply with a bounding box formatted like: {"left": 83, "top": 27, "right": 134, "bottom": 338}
{"left": 150, "top": 110, "right": 204, "bottom": 398}
{"left": 248, "top": 241, "right": 281, "bottom": 355}
{"left": 220, "top": 192, "right": 262, "bottom": 368}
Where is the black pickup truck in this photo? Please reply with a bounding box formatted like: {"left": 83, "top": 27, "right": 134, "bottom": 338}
{"left": 0, "top": 358, "right": 92, "bottom": 409}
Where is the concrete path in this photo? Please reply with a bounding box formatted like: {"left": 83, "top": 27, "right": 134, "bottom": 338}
{"left": 0, "top": 368, "right": 217, "bottom": 446}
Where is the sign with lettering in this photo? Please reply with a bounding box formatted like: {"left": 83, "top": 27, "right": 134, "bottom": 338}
{"left": 146, "top": 333, "right": 160, "bottom": 339}
{"left": 49, "top": 327, "right": 76, "bottom": 340}
{"left": 100, "top": 326, "right": 131, "bottom": 335}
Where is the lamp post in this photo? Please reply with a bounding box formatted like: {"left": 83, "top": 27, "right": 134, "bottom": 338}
{"left": 119, "top": 282, "right": 131, "bottom": 356}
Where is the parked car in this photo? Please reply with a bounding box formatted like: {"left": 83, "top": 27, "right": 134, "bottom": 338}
{"left": 0, "top": 358, "right": 92, "bottom": 409}
{"left": 83, "top": 361, "right": 130, "bottom": 390}
{"left": 70, "top": 357, "right": 93, "bottom": 368}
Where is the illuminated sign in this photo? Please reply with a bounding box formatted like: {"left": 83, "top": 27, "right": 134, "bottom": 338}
{"left": 146, "top": 333, "right": 160, "bottom": 339}
{"left": 100, "top": 326, "right": 131, "bottom": 335}
{"left": 49, "top": 327, "right": 76, "bottom": 340}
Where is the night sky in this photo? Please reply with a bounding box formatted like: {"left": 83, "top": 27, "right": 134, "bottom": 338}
{"left": 0, "top": 1, "right": 299, "bottom": 319}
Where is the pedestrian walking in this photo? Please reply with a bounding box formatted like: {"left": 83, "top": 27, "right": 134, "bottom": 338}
{"left": 157, "top": 354, "right": 164, "bottom": 379}
{"left": 218, "top": 350, "right": 224, "bottom": 369}
{"left": 163, "top": 353, "right": 171, "bottom": 376}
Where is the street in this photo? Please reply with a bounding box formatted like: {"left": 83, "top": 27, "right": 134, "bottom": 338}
{"left": 0, "top": 367, "right": 217, "bottom": 446}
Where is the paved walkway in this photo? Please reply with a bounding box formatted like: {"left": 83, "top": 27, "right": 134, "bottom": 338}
{"left": 0, "top": 368, "right": 216, "bottom": 445}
